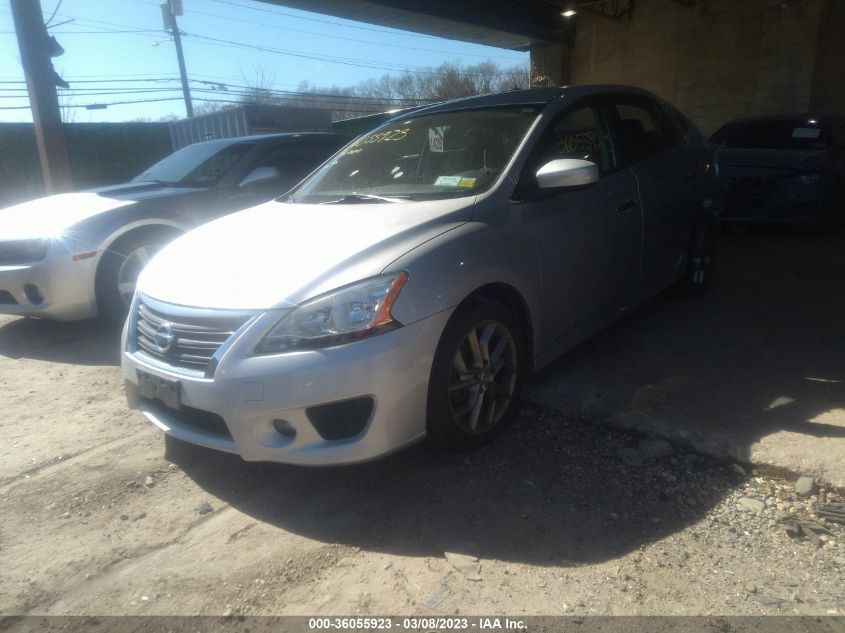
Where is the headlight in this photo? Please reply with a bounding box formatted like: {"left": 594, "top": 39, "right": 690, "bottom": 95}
{"left": 257, "top": 271, "right": 409, "bottom": 353}
{"left": 0, "top": 239, "right": 49, "bottom": 265}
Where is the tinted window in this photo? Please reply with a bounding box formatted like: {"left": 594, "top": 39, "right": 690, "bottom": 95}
{"left": 133, "top": 141, "right": 254, "bottom": 187}
{"left": 256, "top": 143, "right": 338, "bottom": 183}
{"left": 531, "top": 104, "right": 616, "bottom": 174}
{"left": 711, "top": 118, "right": 832, "bottom": 150}
{"left": 612, "top": 99, "right": 672, "bottom": 164}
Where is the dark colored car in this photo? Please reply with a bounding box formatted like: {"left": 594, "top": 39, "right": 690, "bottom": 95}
{"left": 0, "top": 132, "right": 347, "bottom": 322}
{"left": 711, "top": 114, "right": 845, "bottom": 224}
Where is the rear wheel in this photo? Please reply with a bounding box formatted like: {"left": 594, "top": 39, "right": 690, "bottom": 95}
{"left": 96, "top": 228, "right": 179, "bottom": 324}
{"left": 673, "top": 220, "right": 715, "bottom": 297}
{"left": 426, "top": 300, "right": 526, "bottom": 450}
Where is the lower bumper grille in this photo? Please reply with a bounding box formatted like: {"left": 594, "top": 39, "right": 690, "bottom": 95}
{"left": 0, "top": 290, "right": 18, "bottom": 305}
{"left": 134, "top": 297, "right": 253, "bottom": 374}
{"left": 142, "top": 397, "right": 232, "bottom": 439}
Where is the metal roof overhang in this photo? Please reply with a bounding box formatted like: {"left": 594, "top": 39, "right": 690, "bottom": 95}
{"left": 259, "top": 0, "right": 576, "bottom": 50}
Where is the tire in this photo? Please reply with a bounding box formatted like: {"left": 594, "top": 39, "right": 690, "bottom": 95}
{"left": 96, "top": 228, "right": 178, "bottom": 325}
{"left": 672, "top": 219, "right": 715, "bottom": 297}
{"left": 426, "top": 299, "right": 527, "bottom": 450}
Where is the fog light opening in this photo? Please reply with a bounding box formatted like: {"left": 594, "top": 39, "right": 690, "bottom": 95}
{"left": 23, "top": 284, "right": 43, "bottom": 305}
{"left": 272, "top": 419, "right": 297, "bottom": 438}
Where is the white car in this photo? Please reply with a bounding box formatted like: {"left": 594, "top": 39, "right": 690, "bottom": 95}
{"left": 121, "top": 86, "right": 720, "bottom": 465}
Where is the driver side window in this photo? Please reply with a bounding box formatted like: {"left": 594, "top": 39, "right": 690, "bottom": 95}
{"left": 534, "top": 104, "right": 616, "bottom": 175}
{"left": 514, "top": 102, "right": 615, "bottom": 200}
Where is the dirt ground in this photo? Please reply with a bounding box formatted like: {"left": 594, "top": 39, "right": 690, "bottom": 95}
{"left": 1, "top": 228, "right": 844, "bottom": 617}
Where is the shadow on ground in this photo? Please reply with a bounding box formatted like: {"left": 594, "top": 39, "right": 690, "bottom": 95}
{"left": 167, "top": 402, "right": 742, "bottom": 566}
{"left": 0, "top": 317, "right": 121, "bottom": 366}
{"left": 527, "top": 225, "right": 845, "bottom": 477}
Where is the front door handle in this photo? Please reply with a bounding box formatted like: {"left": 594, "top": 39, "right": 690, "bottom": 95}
{"left": 616, "top": 198, "right": 637, "bottom": 213}
{"left": 683, "top": 172, "right": 697, "bottom": 183}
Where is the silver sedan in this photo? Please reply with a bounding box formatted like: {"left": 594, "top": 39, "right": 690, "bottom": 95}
{"left": 121, "top": 85, "right": 720, "bottom": 464}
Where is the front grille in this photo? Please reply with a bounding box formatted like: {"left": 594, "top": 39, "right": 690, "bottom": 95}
{"left": 722, "top": 176, "right": 776, "bottom": 216}
{"left": 0, "top": 290, "right": 18, "bottom": 304}
{"left": 134, "top": 298, "right": 252, "bottom": 374}
{"left": 0, "top": 239, "right": 48, "bottom": 265}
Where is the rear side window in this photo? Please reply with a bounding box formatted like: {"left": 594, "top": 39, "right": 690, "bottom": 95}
{"left": 611, "top": 98, "right": 673, "bottom": 164}
{"left": 711, "top": 119, "right": 832, "bottom": 150}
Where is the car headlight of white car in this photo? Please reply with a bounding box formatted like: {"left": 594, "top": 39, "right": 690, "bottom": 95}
{"left": 257, "top": 271, "right": 409, "bottom": 353}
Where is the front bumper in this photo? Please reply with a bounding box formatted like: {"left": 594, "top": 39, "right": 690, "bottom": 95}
{"left": 122, "top": 308, "right": 451, "bottom": 465}
{"left": 0, "top": 243, "right": 98, "bottom": 320}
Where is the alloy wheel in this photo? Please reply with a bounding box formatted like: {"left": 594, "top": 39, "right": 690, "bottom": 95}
{"left": 116, "top": 245, "right": 154, "bottom": 307}
{"left": 689, "top": 225, "right": 714, "bottom": 286}
{"left": 447, "top": 319, "right": 518, "bottom": 435}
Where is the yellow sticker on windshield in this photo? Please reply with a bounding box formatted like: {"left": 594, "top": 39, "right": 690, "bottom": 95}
{"left": 459, "top": 177, "right": 477, "bottom": 188}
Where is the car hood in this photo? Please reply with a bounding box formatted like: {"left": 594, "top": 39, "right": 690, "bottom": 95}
{"left": 716, "top": 148, "right": 830, "bottom": 175}
{"left": 137, "top": 197, "right": 474, "bottom": 310}
{"left": 0, "top": 184, "right": 205, "bottom": 240}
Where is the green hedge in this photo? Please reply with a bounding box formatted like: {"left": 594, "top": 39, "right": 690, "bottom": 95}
{"left": 0, "top": 122, "right": 173, "bottom": 207}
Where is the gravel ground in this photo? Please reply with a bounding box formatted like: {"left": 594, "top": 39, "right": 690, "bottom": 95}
{"left": 0, "top": 315, "right": 844, "bottom": 617}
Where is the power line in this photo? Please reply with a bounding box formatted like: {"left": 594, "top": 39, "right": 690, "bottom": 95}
{"left": 43, "top": 0, "right": 64, "bottom": 26}
{"left": 132, "top": 2, "right": 526, "bottom": 61}
{"left": 181, "top": 31, "right": 527, "bottom": 76}
{"left": 207, "top": 0, "right": 451, "bottom": 40}
{"left": 0, "top": 95, "right": 386, "bottom": 113}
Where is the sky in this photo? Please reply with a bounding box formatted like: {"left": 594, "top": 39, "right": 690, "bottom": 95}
{"left": 0, "top": 0, "right": 529, "bottom": 123}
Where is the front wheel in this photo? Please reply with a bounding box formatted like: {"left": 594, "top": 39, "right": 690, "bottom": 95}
{"left": 673, "top": 220, "right": 715, "bottom": 297}
{"left": 426, "top": 300, "right": 526, "bottom": 450}
{"left": 96, "top": 229, "right": 178, "bottom": 324}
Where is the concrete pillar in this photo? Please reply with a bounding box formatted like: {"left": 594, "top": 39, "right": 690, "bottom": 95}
{"left": 753, "top": 0, "right": 824, "bottom": 115}
{"left": 530, "top": 43, "right": 572, "bottom": 87}
{"left": 810, "top": 0, "right": 845, "bottom": 112}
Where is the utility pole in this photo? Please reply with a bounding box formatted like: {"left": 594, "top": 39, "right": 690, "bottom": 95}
{"left": 161, "top": 0, "right": 193, "bottom": 117}
{"left": 10, "top": 0, "right": 72, "bottom": 193}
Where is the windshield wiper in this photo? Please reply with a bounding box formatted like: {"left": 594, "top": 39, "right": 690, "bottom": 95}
{"left": 320, "top": 193, "right": 411, "bottom": 204}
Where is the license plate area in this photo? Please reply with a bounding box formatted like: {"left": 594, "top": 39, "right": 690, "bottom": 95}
{"left": 137, "top": 370, "right": 181, "bottom": 411}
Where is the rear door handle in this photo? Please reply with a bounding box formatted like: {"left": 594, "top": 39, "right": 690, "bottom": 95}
{"left": 683, "top": 172, "right": 697, "bottom": 183}
{"left": 616, "top": 198, "right": 637, "bottom": 212}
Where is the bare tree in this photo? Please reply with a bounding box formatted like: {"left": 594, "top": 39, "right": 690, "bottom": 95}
{"left": 234, "top": 59, "right": 530, "bottom": 121}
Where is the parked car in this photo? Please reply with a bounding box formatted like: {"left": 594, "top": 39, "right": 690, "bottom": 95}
{"left": 711, "top": 113, "right": 845, "bottom": 224}
{"left": 0, "top": 132, "right": 348, "bottom": 322}
{"left": 121, "top": 86, "right": 721, "bottom": 465}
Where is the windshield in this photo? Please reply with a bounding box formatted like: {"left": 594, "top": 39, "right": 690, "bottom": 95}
{"left": 132, "top": 141, "right": 255, "bottom": 187}
{"left": 291, "top": 106, "right": 542, "bottom": 203}
{"left": 711, "top": 118, "right": 831, "bottom": 150}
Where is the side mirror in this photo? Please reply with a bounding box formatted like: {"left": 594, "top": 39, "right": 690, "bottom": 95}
{"left": 239, "top": 166, "right": 281, "bottom": 187}
{"left": 536, "top": 159, "right": 599, "bottom": 189}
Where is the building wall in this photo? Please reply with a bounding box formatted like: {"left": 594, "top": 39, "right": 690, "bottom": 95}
{"left": 811, "top": 0, "right": 845, "bottom": 113}
{"left": 567, "top": 0, "right": 837, "bottom": 135}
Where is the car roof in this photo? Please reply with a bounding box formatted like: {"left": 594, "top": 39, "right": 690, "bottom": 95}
{"left": 192, "top": 132, "right": 348, "bottom": 147}
{"left": 399, "top": 84, "right": 662, "bottom": 117}
{"left": 717, "top": 113, "right": 842, "bottom": 128}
